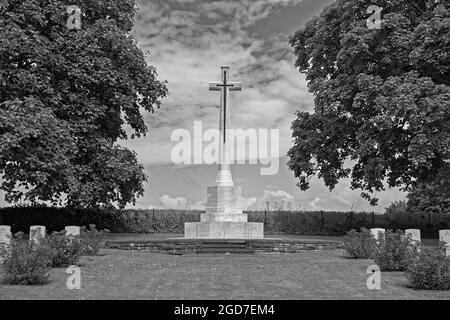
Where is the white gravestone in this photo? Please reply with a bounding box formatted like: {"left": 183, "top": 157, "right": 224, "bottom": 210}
{"left": 0, "top": 226, "right": 11, "bottom": 262}
{"left": 65, "top": 226, "right": 80, "bottom": 243}
{"left": 65, "top": 226, "right": 80, "bottom": 237}
{"left": 439, "top": 230, "right": 450, "bottom": 244}
{"left": 30, "top": 225, "right": 46, "bottom": 244}
{"left": 445, "top": 244, "right": 450, "bottom": 257}
{"left": 0, "top": 225, "right": 11, "bottom": 246}
{"left": 370, "top": 228, "right": 385, "bottom": 240}
{"left": 405, "top": 229, "right": 421, "bottom": 252}
{"left": 405, "top": 229, "right": 421, "bottom": 242}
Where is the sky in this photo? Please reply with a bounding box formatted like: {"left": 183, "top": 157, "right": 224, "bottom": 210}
{"left": 115, "top": 0, "right": 406, "bottom": 212}
{"left": 0, "top": 0, "right": 406, "bottom": 211}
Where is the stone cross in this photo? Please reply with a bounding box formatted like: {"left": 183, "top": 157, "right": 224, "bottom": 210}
{"left": 209, "top": 66, "right": 241, "bottom": 186}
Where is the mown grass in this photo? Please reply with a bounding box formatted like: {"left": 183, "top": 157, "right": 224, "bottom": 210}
{"left": 1, "top": 247, "right": 448, "bottom": 300}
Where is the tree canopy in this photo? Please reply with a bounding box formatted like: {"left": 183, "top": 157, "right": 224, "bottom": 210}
{"left": 288, "top": 0, "right": 449, "bottom": 206}
{"left": 0, "top": 0, "right": 168, "bottom": 208}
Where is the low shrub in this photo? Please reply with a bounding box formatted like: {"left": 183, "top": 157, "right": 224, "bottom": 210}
{"left": 0, "top": 233, "right": 53, "bottom": 285}
{"left": 80, "top": 224, "right": 110, "bottom": 256}
{"left": 405, "top": 248, "right": 450, "bottom": 290}
{"left": 44, "top": 231, "right": 82, "bottom": 268}
{"left": 343, "top": 228, "right": 375, "bottom": 259}
{"left": 373, "top": 230, "right": 419, "bottom": 271}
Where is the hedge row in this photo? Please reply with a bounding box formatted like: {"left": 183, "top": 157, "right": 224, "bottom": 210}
{"left": 1, "top": 207, "right": 449, "bottom": 238}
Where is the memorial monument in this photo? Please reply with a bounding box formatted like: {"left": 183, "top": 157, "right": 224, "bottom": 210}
{"left": 184, "top": 66, "right": 264, "bottom": 239}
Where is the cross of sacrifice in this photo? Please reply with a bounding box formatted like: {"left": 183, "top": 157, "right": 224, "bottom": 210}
{"left": 209, "top": 66, "right": 242, "bottom": 144}
{"left": 209, "top": 66, "right": 242, "bottom": 186}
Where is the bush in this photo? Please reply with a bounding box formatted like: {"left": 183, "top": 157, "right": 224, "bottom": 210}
{"left": 44, "top": 231, "right": 82, "bottom": 268}
{"left": 80, "top": 224, "right": 110, "bottom": 256}
{"left": 0, "top": 233, "right": 53, "bottom": 285}
{"left": 343, "top": 228, "right": 375, "bottom": 259}
{"left": 405, "top": 248, "right": 450, "bottom": 290}
{"left": 373, "top": 230, "right": 419, "bottom": 271}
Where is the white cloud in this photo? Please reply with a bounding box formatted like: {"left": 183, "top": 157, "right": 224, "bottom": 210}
{"left": 240, "top": 196, "right": 257, "bottom": 210}
{"left": 305, "top": 197, "right": 322, "bottom": 210}
{"left": 158, "top": 194, "right": 188, "bottom": 209}
{"left": 245, "top": 189, "right": 298, "bottom": 211}
{"left": 190, "top": 200, "right": 205, "bottom": 210}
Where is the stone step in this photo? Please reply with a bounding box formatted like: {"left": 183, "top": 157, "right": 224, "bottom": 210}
{"left": 202, "top": 243, "right": 247, "bottom": 249}
{"left": 196, "top": 248, "right": 254, "bottom": 254}
{"left": 202, "top": 239, "right": 247, "bottom": 245}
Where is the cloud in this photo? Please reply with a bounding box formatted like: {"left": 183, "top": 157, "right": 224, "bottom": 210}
{"left": 305, "top": 197, "right": 322, "bottom": 210}
{"left": 244, "top": 189, "right": 298, "bottom": 210}
{"left": 240, "top": 196, "right": 257, "bottom": 210}
{"left": 190, "top": 200, "right": 205, "bottom": 210}
{"left": 158, "top": 194, "right": 188, "bottom": 209}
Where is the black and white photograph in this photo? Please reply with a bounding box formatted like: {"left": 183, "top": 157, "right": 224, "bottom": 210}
{"left": 0, "top": 0, "right": 449, "bottom": 307}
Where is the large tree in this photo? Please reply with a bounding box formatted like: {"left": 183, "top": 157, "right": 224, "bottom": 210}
{"left": 0, "top": 0, "right": 168, "bottom": 208}
{"left": 288, "top": 0, "right": 449, "bottom": 207}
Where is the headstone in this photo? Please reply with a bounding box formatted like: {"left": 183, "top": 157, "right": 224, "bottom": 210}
{"left": 65, "top": 226, "right": 81, "bottom": 243}
{"left": 30, "top": 225, "right": 46, "bottom": 244}
{"left": 405, "top": 229, "right": 421, "bottom": 252}
{"left": 0, "top": 225, "right": 11, "bottom": 246}
{"left": 0, "top": 226, "right": 11, "bottom": 262}
{"left": 370, "top": 228, "right": 385, "bottom": 240}
{"left": 405, "top": 229, "right": 421, "bottom": 242}
{"left": 185, "top": 67, "right": 263, "bottom": 239}
{"left": 439, "top": 230, "right": 450, "bottom": 244}
{"left": 65, "top": 226, "right": 80, "bottom": 237}
{"left": 445, "top": 244, "right": 450, "bottom": 257}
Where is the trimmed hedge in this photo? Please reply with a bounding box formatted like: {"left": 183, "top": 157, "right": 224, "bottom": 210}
{"left": 1, "top": 206, "right": 449, "bottom": 238}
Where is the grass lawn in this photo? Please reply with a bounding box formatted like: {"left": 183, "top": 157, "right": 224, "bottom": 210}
{"left": 0, "top": 248, "right": 449, "bottom": 300}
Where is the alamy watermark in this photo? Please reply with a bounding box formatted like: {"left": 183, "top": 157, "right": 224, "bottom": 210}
{"left": 171, "top": 121, "right": 280, "bottom": 176}
{"left": 66, "top": 5, "right": 82, "bottom": 30}
{"left": 66, "top": 265, "right": 81, "bottom": 290}
{"left": 367, "top": 5, "right": 383, "bottom": 30}
{"left": 366, "top": 265, "right": 381, "bottom": 290}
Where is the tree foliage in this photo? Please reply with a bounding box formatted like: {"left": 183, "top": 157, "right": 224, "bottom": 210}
{"left": 0, "top": 0, "right": 168, "bottom": 208}
{"left": 288, "top": 0, "right": 449, "bottom": 206}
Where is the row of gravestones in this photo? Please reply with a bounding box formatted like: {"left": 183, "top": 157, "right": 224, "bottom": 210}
{"left": 0, "top": 225, "right": 81, "bottom": 246}
{"left": 370, "top": 228, "right": 450, "bottom": 256}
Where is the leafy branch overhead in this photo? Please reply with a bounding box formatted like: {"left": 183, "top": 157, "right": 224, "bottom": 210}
{"left": 288, "top": 0, "right": 449, "bottom": 206}
{"left": 0, "top": 0, "right": 168, "bottom": 208}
